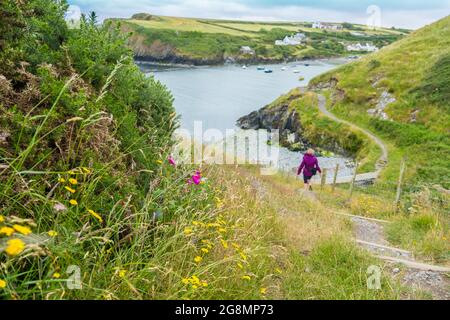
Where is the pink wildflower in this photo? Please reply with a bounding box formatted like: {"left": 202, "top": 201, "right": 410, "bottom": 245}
{"left": 187, "top": 170, "right": 202, "bottom": 185}
{"left": 168, "top": 156, "right": 176, "bottom": 167}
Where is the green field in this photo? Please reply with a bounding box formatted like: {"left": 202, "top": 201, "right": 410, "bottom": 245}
{"left": 110, "top": 14, "right": 407, "bottom": 64}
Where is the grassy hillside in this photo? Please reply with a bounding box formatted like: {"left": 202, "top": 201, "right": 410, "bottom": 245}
{"left": 310, "top": 15, "right": 450, "bottom": 187}
{"left": 110, "top": 14, "right": 407, "bottom": 65}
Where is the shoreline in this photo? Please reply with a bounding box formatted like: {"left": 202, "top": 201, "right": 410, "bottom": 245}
{"left": 135, "top": 56, "right": 352, "bottom": 69}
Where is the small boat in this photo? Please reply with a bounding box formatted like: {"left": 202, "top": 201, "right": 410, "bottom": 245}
{"left": 281, "top": 67, "right": 287, "bottom": 71}
{"left": 304, "top": 63, "right": 310, "bottom": 67}
{"left": 264, "top": 69, "right": 273, "bottom": 73}
{"left": 242, "top": 65, "right": 247, "bottom": 69}
{"left": 257, "top": 66, "right": 265, "bottom": 70}
{"left": 293, "top": 70, "right": 301, "bottom": 74}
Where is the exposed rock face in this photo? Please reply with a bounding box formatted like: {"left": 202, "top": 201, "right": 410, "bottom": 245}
{"left": 309, "top": 77, "right": 338, "bottom": 90}
{"left": 367, "top": 91, "right": 395, "bottom": 120}
{"left": 410, "top": 109, "right": 420, "bottom": 123}
{"left": 237, "top": 99, "right": 310, "bottom": 151}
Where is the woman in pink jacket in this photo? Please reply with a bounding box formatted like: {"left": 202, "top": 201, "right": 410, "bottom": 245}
{"left": 297, "top": 149, "right": 321, "bottom": 191}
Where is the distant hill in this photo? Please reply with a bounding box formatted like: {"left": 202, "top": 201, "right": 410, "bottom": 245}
{"left": 310, "top": 15, "right": 450, "bottom": 186}
{"left": 109, "top": 14, "right": 407, "bottom": 65}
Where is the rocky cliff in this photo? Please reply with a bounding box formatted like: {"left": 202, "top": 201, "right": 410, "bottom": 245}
{"left": 236, "top": 90, "right": 351, "bottom": 156}
{"left": 236, "top": 91, "right": 313, "bottom": 152}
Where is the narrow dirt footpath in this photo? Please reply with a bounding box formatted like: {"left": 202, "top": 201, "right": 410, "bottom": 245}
{"left": 316, "top": 94, "right": 388, "bottom": 172}
{"left": 350, "top": 215, "right": 450, "bottom": 300}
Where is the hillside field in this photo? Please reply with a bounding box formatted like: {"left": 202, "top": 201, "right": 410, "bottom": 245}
{"left": 110, "top": 14, "right": 408, "bottom": 64}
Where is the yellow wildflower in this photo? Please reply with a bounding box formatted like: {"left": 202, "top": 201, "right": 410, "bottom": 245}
{"left": 156, "top": 160, "right": 163, "bottom": 164}
{"left": 275, "top": 268, "right": 283, "bottom": 274}
{"left": 68, "top": 178, "right": 78, "bottom": 185}
{"left": 217, "top": 228, "right": 227, "bottom": 233}
{"left": 201, "top": 248, "right": 209, "bottom": 254}
{"left": 242, "top": 275, "right": 251, "bottom": 281}
{"left": 88, "top": 209, "right": 103, "bottom": 223}
{"left": 237, "top": 263, "right": 244, "bottom": 269}
{"left": 81, "top": 167, "right": 91, "bottom": 174}
{"left": 47, "top": 230, "right": 58, "bottom": 237}
{"left": 192, "top": 221, "right": 200, "bottom": 226}
{"left": 191, "top": 276, "right": 200, "bottom": 285}
{"left": 220, "top": 239, "right": 228, "bottom": 249}
{"left": 215, "top": 197, "right": 224, "bottom": 209}
{"left": 0, "top": 279, "right": 6, "bottom": 289}
{"left": 202, "top": 281, "right": 208, "bottom": 287}
{"left": 182, "top": 278, "right": 190, "bottom": 285}
{"left": 0, "top": 226, "right": 15, "bottom": 236}
{"left": 192, "top": 285, "right": 198, "bottom": 289}
{"left": 58, "top": 178, "right": 66, "bottom": 183}
{"left": 52, "top": 273, "right": 61, "bottom": 279}
{"left": 184, "top": 227, "right": 193, "bottom": 236}
{"left": 260, "top": 288, "right": 267, "bottom": 295}
{"left": 5, "top": 238, "right": 25, "bottom": 256}
{"left": 207, "top": 223, "right": 220, "bottom": 228}
{"left": 232, "top": 243, "right": 241, "bottom": 250}
{"left": 69, "top": 199, "right": 78, "bottom": 206}
{"left": 65, "top": 186, "right": 76, "bottom": 194}
{"left": 118, "top": 270, "right": 127, "bottom": 278}
{"left": 194, "top": 256, "right": 203, "bottom": 263}
{"left": 0, "top": 215, "right": 4, "bottom": 223}
{"left": 240, "top": 252, "right": 247, "bottom": 261}
{"left": 13, "top": 224, "right": 32, "bottom": 235}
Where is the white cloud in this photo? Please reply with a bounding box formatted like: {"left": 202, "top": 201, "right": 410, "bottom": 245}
{"left": 69, "top": 0, "right": 450, "bottom": 29}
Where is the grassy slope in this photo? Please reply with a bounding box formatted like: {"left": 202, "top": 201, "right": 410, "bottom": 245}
{"left": 310, "top": 15, "right": 450, "bottom": 186}
{"left": 111, "top": 15, "right": 406, "bottom": 63}
{"left": 260, "top": 17, "right": 449, "bottom": 264}
{"left": 266, "top": 89, "right": 381, "bottom": 173}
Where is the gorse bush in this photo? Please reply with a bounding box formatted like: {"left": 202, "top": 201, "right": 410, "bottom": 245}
{"left": 0, "top": 0, "right": 287, "bottom": 300}
{"left": 0, "top": 0, "right": 190, "bottom": 298}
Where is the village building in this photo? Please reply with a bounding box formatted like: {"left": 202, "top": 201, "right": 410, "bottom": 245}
{"left": 274, "top": 33, "right": 306, "bottom": 46}
{"left": 312, "top": 22, "right": 343, "bottom": 30}
{"left": 346, "top": 42, "right": 379, "bottom": 52}
{"left": 240, "top": 46, "right": 255, "bottom": 55}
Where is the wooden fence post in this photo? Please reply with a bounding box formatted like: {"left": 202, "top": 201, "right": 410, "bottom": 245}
{"left": 394, "top": 158, "right": 406, "bottom": 212}
{"left": 348, "top": 162, "right": 359, "bottom": 201}
{"left": 320, "top": 168, "right": 328, "bottom": 191}
{"left": 332, "top": 163, "right": 340, "bottom": 193}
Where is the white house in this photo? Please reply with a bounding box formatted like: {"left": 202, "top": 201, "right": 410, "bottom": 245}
{"left": 275, "top": 33, "right": 306, "bottom": 46}
{"left": 346, "top": 42, "right": 378, "bottom": 52}
{"left": 312, "top": 22, "right": 342, "bottom": 30}
{"left": 240, "top": 46, "right": 255, "bottom": 55}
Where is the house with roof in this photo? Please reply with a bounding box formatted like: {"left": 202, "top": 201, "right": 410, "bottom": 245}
{"left": 312, "top": 22, "right": 343, "bottom": 30}
{"left": 346, "top": 42, "right": 379, "bottom": 52}
{"left": 240, "top": 46, "right": 255, "bottom": 55}
{"left": 275, "top": 33, "right": 306, "bottom": 46}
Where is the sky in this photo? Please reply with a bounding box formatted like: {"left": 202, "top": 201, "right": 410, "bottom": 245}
{"left": 67, "top": 0, "right": 450, "bottom": 29}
